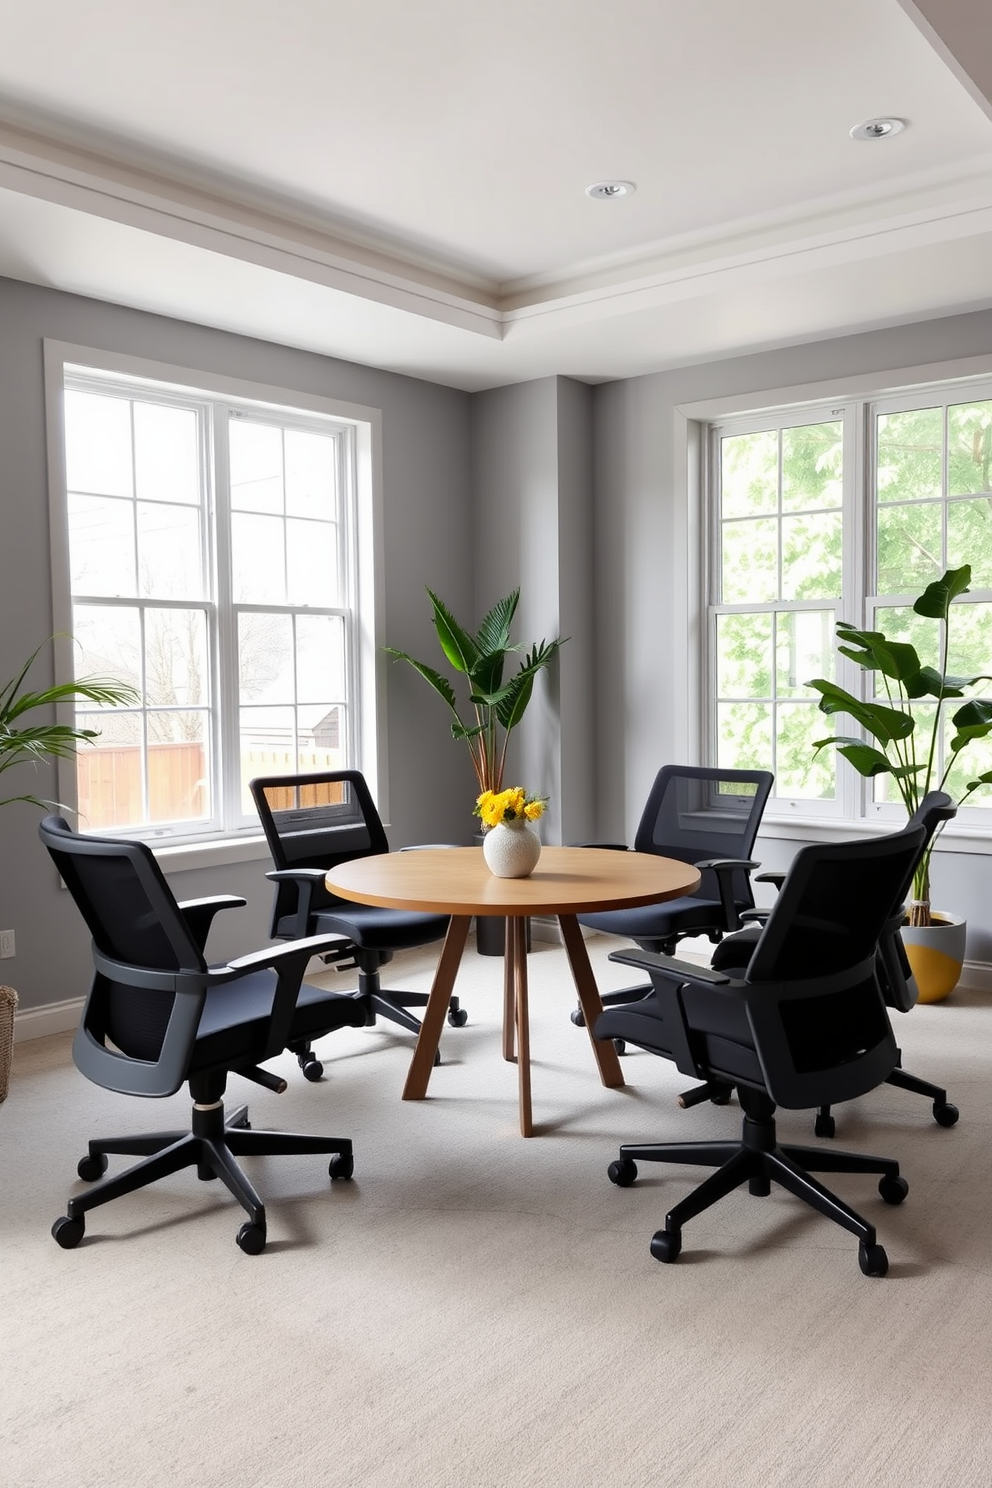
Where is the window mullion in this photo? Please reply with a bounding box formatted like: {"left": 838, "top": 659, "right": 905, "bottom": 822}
{"left": 213, "top": 411, "right": 240, "bottom": 832}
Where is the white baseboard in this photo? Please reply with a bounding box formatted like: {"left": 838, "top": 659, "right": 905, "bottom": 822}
{"left": 14, "top": 997, "right": 83, "bottom": 1042}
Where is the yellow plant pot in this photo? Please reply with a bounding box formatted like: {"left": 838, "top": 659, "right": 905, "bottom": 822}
{"left": 901, "top": 913, "right": 966, "bottom": 1004}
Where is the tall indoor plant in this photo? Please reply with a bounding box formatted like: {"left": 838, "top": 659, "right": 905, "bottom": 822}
{"left": 384, "top": 587, "right": 566, "bottom": 797}
{"left": 808, "top": 564, "right": 992, "bottom": 937}
{"left": 1, "top": 639, "right": 138, "bottom": 811}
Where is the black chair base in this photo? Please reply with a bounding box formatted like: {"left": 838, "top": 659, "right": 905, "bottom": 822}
{"left": 52, "top": 1096, "right": 354, "bottom": 1255}
{"left": 607, "top": 1089, "right": 908, "bottom": 1277}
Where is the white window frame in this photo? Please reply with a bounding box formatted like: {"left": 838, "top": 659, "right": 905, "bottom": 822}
{"left": 43, "top": 341, "right": 386, "bottom": 864}
{"left": 676, "top": 350, "right": 992, "bottom": 849}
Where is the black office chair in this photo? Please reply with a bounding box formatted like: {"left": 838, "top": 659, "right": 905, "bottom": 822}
{"left": 705, "top": 791, "right": 960, "bottom": 1136}
{"left": 596, "top": 816, "right": 930, "bottom": 1276}
{"left": 250, "top": 770, "right": 463, "bottom": 1078}
{"left": 571, "top": 765, "right": 773, "bottom": 1037}
{"left": 40, "top": 814, "right": 367, "bottom": 1254}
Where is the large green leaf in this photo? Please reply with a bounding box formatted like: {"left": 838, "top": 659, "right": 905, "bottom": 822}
{"left": 952, "top": 698, "right": 992, "bottom": 729}
{"left": 381, "top": 650, "right": 460, "bottom": 714}
{"left": 913, "top": 564, "right": 971, "bottom": 620}
{"left": 496, "top": 639, "right": 565, "bottom": 731}
{"left": 426, "top": 590, "right": 479, "bottom": 675}
{"left": 474, "top": 590, "right": 519, "bottom": 655}
{"left": 808, "top": 681, "right": 915, "bottom": 744}
{"left": 835, "top": 625, "right": 922, "bottom": 682}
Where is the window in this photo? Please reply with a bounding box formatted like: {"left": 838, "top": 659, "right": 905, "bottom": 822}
{"left": 47, "top": 348, "right": 381, "bottom": 843}
{"left": 709, "top": 378, "right": 992, "bottom": 821}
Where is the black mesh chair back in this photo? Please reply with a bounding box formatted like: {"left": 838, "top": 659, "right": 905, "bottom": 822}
{"left": 572, "top": 765, "right": 772, "bottom": 1030}
{"left": 634, "top": 765, "right": 773, "bottom": 916}
{"left": 251, "top": 770, "right": 388, "bottom": 937}
{"left": 249, "top": 769, "right": 461, "bottom": 1050}
{"left": 41, "top": 815, "right": 207, "bottom": 1065}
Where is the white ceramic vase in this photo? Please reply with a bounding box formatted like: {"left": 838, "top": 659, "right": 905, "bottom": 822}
{"left": 482, "top": 820, "right": 542, "bottom": 878}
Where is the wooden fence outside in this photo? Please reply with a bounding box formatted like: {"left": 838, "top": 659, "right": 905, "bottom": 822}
{"left": 77, "top": 743, "right": 343, "bottom": 828}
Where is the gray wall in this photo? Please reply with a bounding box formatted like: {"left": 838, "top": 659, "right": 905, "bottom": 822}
{"left": 470, "top": 376, "right": 596, "bottom": 843}
{"left": 0, "top": 277, "right": 473, "bottom": 1013}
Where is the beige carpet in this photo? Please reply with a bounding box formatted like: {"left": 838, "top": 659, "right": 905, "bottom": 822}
{"left": 2, "top": 935, "right": 991, "bottom": 1488}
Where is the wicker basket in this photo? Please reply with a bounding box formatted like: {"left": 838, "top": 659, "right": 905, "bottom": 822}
{"left": 0, "top": 985, "right": 16, "bottom": 1104}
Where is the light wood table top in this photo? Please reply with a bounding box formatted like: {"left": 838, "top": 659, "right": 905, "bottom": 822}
{"left": 325, "top": 844, "right": 699, "bottom": 917}
{"left": 326, "top": 846, "right": 701, "bottom": 1136}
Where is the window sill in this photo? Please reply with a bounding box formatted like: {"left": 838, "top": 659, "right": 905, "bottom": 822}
{"left": 153, "top": 834, "right": 273, "bottom": 874}
{"left": 760, "top": 814, "right": 991, "bottom": 854}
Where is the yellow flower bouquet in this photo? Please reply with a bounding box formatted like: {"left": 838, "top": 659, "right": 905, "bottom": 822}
{"left": 474, "top": 786, "right": 547, "bottom": 829}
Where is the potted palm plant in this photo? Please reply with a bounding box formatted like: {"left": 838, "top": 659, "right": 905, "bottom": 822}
{"left": 808, "top": 564, "right": 992, "bottom": 1000}
{"left": 0, "top": 639, "right": 137, "bottom": 1099}
{"left": 385, "top": 587, "right": 565, "bottom": 953}
{"left": 384, "top": 587, "right": 566, "bottom": 797}
{"left": 1, "top": 639, "right": 138, "bottom": 810}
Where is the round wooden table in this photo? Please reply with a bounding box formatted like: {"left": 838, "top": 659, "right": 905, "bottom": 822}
{"left": 326, "top": 845, "right": 700, "bottom": 1136}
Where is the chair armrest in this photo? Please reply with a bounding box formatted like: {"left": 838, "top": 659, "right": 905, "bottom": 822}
{"left": 266, "top": 867, "right": 331, "bottom": 938}
{"left": 755, "top": 870, "right": 786, "bottom": 889}
{"left": 219, "top": 933, "right": 356, "bottom": 1061}
{"left": 739, "top": 909, "right": 770, "bottom": 925}
{"left": 609, "top": 946, "right": 732, "bottom": 987}
{"left": 177, "top": 895, "right": 247, "bottom": 953}
{"left": 604, "top": 947, "right": 736, "bottom": 1080}
{"left": 693, "top": 858, "right": 760, "bottom": 932}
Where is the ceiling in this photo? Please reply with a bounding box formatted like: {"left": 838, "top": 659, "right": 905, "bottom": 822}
{"left": 0, "top": 0, "right": 991, "bottom": 391}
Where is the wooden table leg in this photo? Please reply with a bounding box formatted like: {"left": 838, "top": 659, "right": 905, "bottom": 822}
{"left": 402, "top": 915, "right": 471, "bottom": 1100}
{"left": 510, "top": 916, "right": 533, "bottom": 1136}
{"left": 558, "top": 914, "right": 625, "bottom": 1089}
{"left": 501, "top": 917, "right": 515, "bottom": 1062}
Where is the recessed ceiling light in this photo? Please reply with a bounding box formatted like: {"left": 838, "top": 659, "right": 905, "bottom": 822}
{"left": 850, "top": 117, "right": 906, "bottom": 141}
{"left": 585, "top": 180, "right": 636, "bottom": 200}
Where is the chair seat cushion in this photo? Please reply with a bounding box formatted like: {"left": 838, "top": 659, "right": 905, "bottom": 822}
{"left": 275, "top": 905, "right": 449, "bottom": 951}
{"left": 578, "top": 896, "right": 730, "bottom": 943}
{"left": 192, "top": 972, "right": 366, "bottom": 1072}
{"left": 596, "top": 980, "right": 763, "bottom": 1087}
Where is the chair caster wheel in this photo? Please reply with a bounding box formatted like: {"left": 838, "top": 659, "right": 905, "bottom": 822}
{"left": 570, "top": 1008, "right": 585, "bottom": 1028}
{"left": 858, "top": 1241, "right": 888, "bottom": 1277}
{"left": 612, "top": 1038, "right": 626, "bottom": 1055}
{"left": 608, "top": 1158, "right": 638, "bottom": 1187}
{"left": 814, "top": 1112, "right": 836, "bottom": 1139}
{"left": 650, "top": 1228, "right": 682, "bottom": 1264}
{"left": 710, "top": 1089, "right": 732, "bottom": 1106}
{"left": 329, "top": 1153, "right": 354, "bottom": 1181}
{"left": 52, "top": 1215, "right": 85, "bottom": 1249}
{"left": 447, "top": 1003, "right": 468, "bottom": 1028}
{"left": 301, "top": 1058, "right": 324, "bottom": 1082}
{"left": 236, "top": 1222, "right": 267, "bottom": 1255}
{"left": 432, "top": 1048, "right": 442, "bottom": 1066}
{"left": 933, "top": 1101, "right": 959, "bottom": 1127}
{"left": 879, "top": 1173, "right": 908, "bottom": 1205}
{"left": 77, "top": 1153, "right": 109, "bottom": 1182}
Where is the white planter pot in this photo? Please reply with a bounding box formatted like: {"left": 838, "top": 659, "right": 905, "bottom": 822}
{"left": 482, "top": 821, "right": 542, "bottom": 878}
{"left": 901, "top": 911, "right": 966, "bottom": 1004}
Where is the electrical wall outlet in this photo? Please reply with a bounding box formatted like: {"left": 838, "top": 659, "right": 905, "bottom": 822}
{"left": 0, "top": 930, "right": 15, "bottom": 959}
